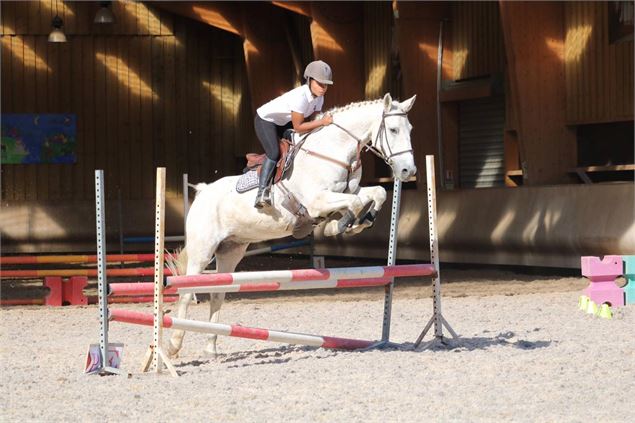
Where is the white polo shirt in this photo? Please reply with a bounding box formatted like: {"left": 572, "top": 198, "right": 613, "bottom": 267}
{"left": 257, "top": 84, "right": 324, "bottom": 126}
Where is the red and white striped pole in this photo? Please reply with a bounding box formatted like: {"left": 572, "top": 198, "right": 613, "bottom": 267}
{"left": 168, "top": 263, "right": 434, "bottom": 286}
{"left": 108, "top": 263, "right": 435, "bottom": 296}
{"left": 110, "top": 309, "right": 374, "bottom": 350}
{"left": 176, "top": 277, "right": 392, "bottom": 295}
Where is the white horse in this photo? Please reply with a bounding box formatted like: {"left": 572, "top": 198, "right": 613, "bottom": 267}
{"left": 168, "top": 93, "right": 417, "bottom": 358}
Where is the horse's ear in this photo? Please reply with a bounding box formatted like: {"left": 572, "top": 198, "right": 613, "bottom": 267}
{"left": 399, "top": 95, "right": 417, "bottom": 113}
{"left": 383, "top": 93, "right": 393, "bottom": 113}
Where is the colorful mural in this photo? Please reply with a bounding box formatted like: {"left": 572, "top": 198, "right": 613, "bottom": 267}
{"left": 1, "top": 114, "right": 77, "bottom": 164}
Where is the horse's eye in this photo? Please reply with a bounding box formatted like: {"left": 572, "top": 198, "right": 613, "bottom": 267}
{"left": 389, "top": 128, "right": 399, "bottom": 134}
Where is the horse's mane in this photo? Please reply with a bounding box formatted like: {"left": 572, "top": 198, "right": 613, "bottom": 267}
{"left": 314, "top": 98, "right": 384, "bottom": 120}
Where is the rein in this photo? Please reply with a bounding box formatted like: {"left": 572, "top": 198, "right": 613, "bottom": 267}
{"left": 298, "top": 110, "right": 412, "bottom": 174}
{"left": 300, "top": 112, "right": 412, "bottom": 172}
{"left": 298, "top": 126, "right": 358, "bottom": 172}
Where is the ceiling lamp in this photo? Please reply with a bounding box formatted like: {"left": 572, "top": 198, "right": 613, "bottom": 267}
{"left": 48, "top": 15, "right": 67, "bottom": 43}
{"left": 94, "top": 1, "right": 115, "bottom": 24}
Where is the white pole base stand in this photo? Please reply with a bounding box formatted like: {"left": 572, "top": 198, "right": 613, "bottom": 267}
{"left": 141, "top": 345, "right": 178, "bottom": 377}
{"left": 84, "top": 342, "right": 130, "bottom": 377}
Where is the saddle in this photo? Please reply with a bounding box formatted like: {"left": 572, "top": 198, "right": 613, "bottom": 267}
{"left": 242, "top": 134, "right": 314, "bottom": 239}
{"left": 244, "top": 138, "right": 293, "bottom": 185}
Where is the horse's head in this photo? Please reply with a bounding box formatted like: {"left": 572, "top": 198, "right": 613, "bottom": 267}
{"left": 371, "top": 93, "right": 417, "bottom": 181}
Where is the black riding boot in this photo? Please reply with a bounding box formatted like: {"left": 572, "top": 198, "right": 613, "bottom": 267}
{"left": 254, "top": 157, "right": 277, "bottom": 208}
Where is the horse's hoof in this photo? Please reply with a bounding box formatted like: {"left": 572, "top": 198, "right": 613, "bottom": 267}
{"left": 355, "top": 200, "right": 375, "bottom": 221}
{"left": 337, "top": 210, "right": 356, "bottom": 233}
{"left": 203, "top": 345, "right": 219, "bottom": 358}
{"left": 360, "top": 208, "right": 377, "bottom": 226}
{"left": 167, "top": 341, "right": 181, "bottom": 359}
{"left": 350, "top": 201, "right": 376, "bottom": 229}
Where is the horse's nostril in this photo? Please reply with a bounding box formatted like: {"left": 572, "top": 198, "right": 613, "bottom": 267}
{"left": 401, "top": 169, "right": 409, "bottom": 176}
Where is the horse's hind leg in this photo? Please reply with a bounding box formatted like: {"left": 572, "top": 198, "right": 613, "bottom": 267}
{"left": 204, "top": 242, "right": 249, "bottom": 357}
{"left": 167, "top": 249, "right": 215, "bottom": 358}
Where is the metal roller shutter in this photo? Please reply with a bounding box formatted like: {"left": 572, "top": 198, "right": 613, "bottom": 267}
{"left": 459, "top": 97, "right": 505, "bottom": 188}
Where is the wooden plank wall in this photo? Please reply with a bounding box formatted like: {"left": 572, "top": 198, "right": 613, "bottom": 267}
{"left": 0, "top": 0, "right": 250, "bottom": 202}
{"left": 361, "top": 2, "right": 392, "bottom": 181}
{"left": 564, "top": 1, "right": 634, "bottom": 124}
{"left": 452, "top": 1, "right": 505, "bottom": 81}
{"left": 395, "top": 3, "right": 450, "bottom": 175}
{"left": 363, "top": 2, "right": 391, "bottom": 100}
{"left": 310, "top": 2, "right": 364, "bottom": 110}
{"left": 500, "top": 1, "right": 577, "bottom": 185}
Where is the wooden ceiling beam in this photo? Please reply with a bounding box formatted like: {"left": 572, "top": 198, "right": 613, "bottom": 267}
{"left": 152, "top": 1, "right": 243, "bottom": 36}
{"left": 270, "top": 1, "right": 312, "bottom": 17}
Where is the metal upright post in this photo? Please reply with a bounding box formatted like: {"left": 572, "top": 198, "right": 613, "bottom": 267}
{"left": 92, "top": 170, "right": 124, "bottom": 375}
{"left": 414, "top": 155, "right": 458, "bottom": 349}
{"left": 381, "top": 177, "right": 402, "bottom": 342}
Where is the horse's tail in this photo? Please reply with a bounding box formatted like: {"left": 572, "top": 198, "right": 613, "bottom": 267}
{"left": 166, "top": 182, "right": 204, "bottom": 276}
{"left": 165, "top": 245, "right": 188, "bottom": 276}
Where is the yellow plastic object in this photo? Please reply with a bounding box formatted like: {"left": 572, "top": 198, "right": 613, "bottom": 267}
{"left": 597, "top": 303, "right": 613, "bottom": 320}
{"left": 578, "top": 295, "right": 590, "bottom": 311}
{"left": 586, "top": 300, "right": 598, "bottom": 315}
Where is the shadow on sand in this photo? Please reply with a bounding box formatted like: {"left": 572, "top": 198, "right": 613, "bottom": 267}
{"left": 172, "top": 331, "right": 552, "bottom": 372}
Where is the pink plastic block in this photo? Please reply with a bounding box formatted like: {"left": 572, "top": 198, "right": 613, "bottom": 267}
{"left": 43, "top": 276, "right": 88, "bottom": 306}
{"left": 44, "top": 277, "right": 63, "bottom": 306}
{"left": 581, "top": 256, "right": 624, "bottom": 307}
{"left": 64, "top": 276, "right": 88, "bottom": 306}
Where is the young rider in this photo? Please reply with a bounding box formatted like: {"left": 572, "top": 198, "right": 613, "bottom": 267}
{"left": 253, "top": 60, "right": 334, "bottom": 208}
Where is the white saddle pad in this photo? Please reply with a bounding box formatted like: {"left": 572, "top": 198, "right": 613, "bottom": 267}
{"left": 236, "top": 170, "right": 259, "bottom": 193}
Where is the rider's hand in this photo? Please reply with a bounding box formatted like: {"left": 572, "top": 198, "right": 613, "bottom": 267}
{"left": 321, "top": 113, "right": 333, "bottom": 126}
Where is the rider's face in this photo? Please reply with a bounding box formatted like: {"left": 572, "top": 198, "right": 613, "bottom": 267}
{"left": 309, "top": 79, "right": 328, "bottom": 97}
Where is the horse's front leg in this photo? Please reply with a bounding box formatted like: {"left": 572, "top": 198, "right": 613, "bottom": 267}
{"left": 168, "top": 244, "right": 217, "bottom": 358}
{"left": 167, "top": 292, "right": 195, "bottom": 358}
{"left": 307, "top": 191, "right": 366, "bottom": 236}
{"left": 345, "top": 185, "right": 387, "bottom": 234}
{"left": 203, "top": 292, "right": 226, "bottom": 357}
{"left": 204, "top": 242, "right": 249, "bottom": 357}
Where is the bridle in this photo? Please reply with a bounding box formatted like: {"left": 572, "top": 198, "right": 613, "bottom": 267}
{"left": 332, "top": 111, "right": 412, "bottom": 166}
{"left": 297, "top": 110, "right": 412, "bottom": 175}
{"left": 370, "top": 111, "right": 413, "bottom": 165}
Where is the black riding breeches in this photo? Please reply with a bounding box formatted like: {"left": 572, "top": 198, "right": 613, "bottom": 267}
{"left": 254, "top": 115, "right": 292, "bottom": 162}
